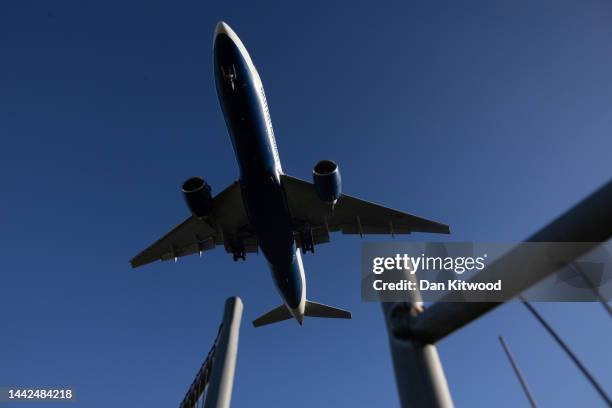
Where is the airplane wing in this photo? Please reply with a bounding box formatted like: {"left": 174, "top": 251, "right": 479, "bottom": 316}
{"left": 130, "top": 181, "right": 257, "bottom": 268}
{"left": 281, "top": 174, "right": 449, "bottom": 249}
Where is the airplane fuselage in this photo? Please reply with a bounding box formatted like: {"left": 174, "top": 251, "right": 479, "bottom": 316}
{"left": 213, "top": 22, "right": 306, "bottom": 322}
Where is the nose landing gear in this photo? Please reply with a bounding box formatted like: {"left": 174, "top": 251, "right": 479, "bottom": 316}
{"left": 221, "top": 64, "right": 238, "bottom": 91}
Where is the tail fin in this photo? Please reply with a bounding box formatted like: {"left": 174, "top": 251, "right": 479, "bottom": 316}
{"left": 252, "top": 304, "right": 292, "bottom": 328}
{"left": 305, "top": 301, "right": 351, "bottom": 319}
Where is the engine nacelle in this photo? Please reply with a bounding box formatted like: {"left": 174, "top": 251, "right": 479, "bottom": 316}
{"left": 313, "top": 160, "right": 342, "bottom": 204}
{"left": 182, "top": 177, "right": 213, "bottom": 218}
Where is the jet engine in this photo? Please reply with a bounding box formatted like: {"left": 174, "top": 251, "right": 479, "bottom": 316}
{"left": 182, "top": 177, "right": 213, "bottom": 218}
{"left": 313, "top": 160, "right": 342, "bottom": 204}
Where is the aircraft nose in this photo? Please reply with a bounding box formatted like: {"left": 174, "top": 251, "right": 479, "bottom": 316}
{"left": 215, "top": 21, "right": 231, "bottom": 38}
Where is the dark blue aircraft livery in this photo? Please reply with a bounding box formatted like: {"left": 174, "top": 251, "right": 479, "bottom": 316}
{"left": 131, "top": 22, "right": 450, "bottom": 327}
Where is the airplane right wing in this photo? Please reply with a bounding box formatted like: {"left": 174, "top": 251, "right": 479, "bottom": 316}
{"left": 281, "top": 174, "right": 449, "bottom": 250}
{"left": 130, "top": 181, "right": 257, "bottom": 268}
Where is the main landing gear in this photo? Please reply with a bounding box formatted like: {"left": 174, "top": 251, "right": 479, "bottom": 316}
{"left": 232, "top": 250, "right": 246, "bottom": 262}
{"left": 300, "top": 229, "right": 315, "bottom": 254}
{"left": 227, "top": 238, "right": 247, "bottom": 262}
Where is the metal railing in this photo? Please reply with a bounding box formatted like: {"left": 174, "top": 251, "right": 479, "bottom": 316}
{"left": 382, "top": 179, "right": 612, "bottom": 407}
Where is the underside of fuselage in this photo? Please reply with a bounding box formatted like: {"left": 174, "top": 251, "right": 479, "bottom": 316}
{"left": 213, "top": 22, "right": 305, "bottom": 321}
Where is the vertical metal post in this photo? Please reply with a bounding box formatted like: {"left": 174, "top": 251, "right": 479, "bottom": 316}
{"left": 498, "top": 336, "right": 538, "bottom": 408}
{"left": 204, "top": 297, "right": 243, "bottom": 408}
{"left": 381, "top": 274, "right": 454, "bottom": 408}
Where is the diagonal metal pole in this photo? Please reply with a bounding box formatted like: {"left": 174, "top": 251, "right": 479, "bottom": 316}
{"left": 405, "top": 179, "right": 612, "bottom": 344}
{"left": 498, "top": 336, "right": 538, "bottom": 408}
{"left": 521, "top": 300, "right": 612, "bottom": 406}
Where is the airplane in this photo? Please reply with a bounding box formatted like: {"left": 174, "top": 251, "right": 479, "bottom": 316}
{"left": 130, "top": 21, "right": 450, "bottom": 328}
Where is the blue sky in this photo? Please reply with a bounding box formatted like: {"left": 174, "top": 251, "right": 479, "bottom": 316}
{"left": 1, "top": 1, "right": 611, "bottom": 406}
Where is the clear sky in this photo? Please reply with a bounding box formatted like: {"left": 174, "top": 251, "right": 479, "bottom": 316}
{"left": 1, "top": 1, "right": 611, "bottom": 407}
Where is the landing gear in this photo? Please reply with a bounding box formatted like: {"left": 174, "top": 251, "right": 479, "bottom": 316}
{"left": 300, "top": 229, "right": 315, "bottom": 254}
{"left": 232, "top": 250, "right": 246, "bottom": 262}
{"left": 226, "top": 238, "right": 247, "bottom": 262}
{"left": 221, "top": 64, "right": 238, "bottom": 91}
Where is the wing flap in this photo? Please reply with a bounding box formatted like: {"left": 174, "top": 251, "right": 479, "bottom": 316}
{"left": 131, "top": 217, "right": 217, "bottom": 268}
{"left": 334, "top": 194, "right": 450, "bottom": 235}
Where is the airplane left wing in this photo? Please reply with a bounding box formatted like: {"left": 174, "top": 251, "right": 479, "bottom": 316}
{"left": 130, "top": 181, "right": 257, "bottom": 268}
{"left": 281, "top": 174, "right": 449, "bottom": 250}
{"left": 130, "top": 216, "right": 217, "bottom": 267}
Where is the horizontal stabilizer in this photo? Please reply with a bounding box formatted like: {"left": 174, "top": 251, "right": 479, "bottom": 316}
{"left": 252, "top": 304, "right": 292, "bottom": 328}
{"left": 305, "top": 301, "right": 352, "bottom": 319}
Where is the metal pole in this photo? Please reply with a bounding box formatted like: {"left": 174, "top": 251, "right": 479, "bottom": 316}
{"left": 382, "top": 273, "right": 454, "bottom": 408}
{"left": 204, "top": 297, "right": 243, "bottom": 408}
{"left": 521, "top": 301, "right": 612, "bottom": 406}
{"left": 379, "top": 180, "right": 611, "bottom": 406}
{"left": 405, "top": 180, "right": 612, "bottom": 344}
{"left": 498, "top": 336, "right": 538, "bottom": 408}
